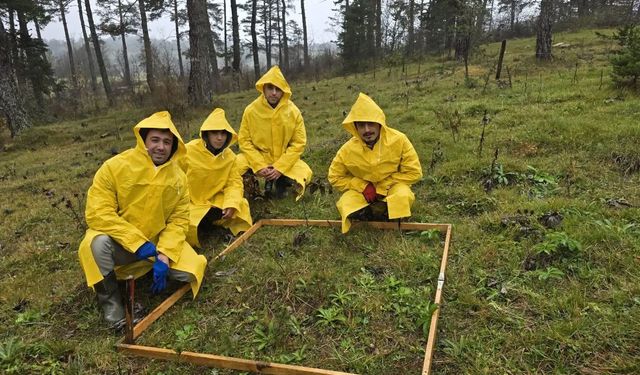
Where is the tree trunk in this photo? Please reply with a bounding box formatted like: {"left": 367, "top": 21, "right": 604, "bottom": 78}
{"left": 187, "top": 0, "right": 214, "bottom": 105}
{"left": 173, "top": 0, "right": 184, "bottom": 78}
{"left": 281, "top": 0, "right": 289, "bottom": 72}
{"left": 488, "top": 0, "right": 495, "bottom": 31}
{"left": 138, "top": 0, "right": 156, "bottom": 93}
{"left": 276, "top": 0, "right": 282, "bottom": 65}
{"left": 59, "top": 0, "right": 77, "bottom": 87}
{"left": 375, "top": 0, "right": 382, "bottom": 50}
{"left": 0, "top": 22, "right": 31, "bottom": 137}
{"left": 33, "top": 16, "right": 48, "bottom": 63}
{"left": 17, "top": 11, "right": 44, "bottom": 107}
{"left": 300, "top": 0, "right": 309, "bottom": 69}
{"left": 366, "top": 0, "right": 374, "bottom": 58}
{"left": 8, "top": 11, "right": 21, "bottom": 82}
{"left": 205, "top": 22, "right": 220, "bottom": 86}
{"left": 251, "top": 0, "right": 260, "bottom": 79}
{"left": 406, "top": 0, "right": 415, "bottom": 56}
{"left": 230, "top": 0, "right": 241, "bottom": 72}
{"left": 77, "top": 0, "right": 98, "bottom": 93}
{"left": 536, "top": 0, "right": 553, "bottom": 61}
{"left": 510, "top": 0, "right": 516, "bottom": 32}
{"left": 85, "top": 0, "right": 114, "bottom": 105}
{"left": 118, "top": 0, "right": 133, "bottom": 89}
{"left": 264, "top": 0, "right": 272, "bottom": 68}
{"left": 223, "top": 0, "right": 229, "bottom": 69}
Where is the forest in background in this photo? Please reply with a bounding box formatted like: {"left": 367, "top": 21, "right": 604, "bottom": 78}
{"left": 1, "top": 0, "right": 639, "bottom": 138}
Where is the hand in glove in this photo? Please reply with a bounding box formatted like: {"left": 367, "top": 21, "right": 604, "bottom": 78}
{"left": 135, "top": 241, "right": 157, "bottom": 260}
{"left": 151, "top": 258, "right": 169, "bottom": 294}
{"left": 362, "top": 182, "right": 377, "bottom": 203}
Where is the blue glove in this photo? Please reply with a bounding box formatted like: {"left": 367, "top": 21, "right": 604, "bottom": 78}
{"left": 135, "top": 241, "right": 157, "bottom": 260}
{"left": 151, "top": 259, "right": 169, "bottom": 294}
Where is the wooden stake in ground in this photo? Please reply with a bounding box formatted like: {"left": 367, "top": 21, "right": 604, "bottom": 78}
{"left": 124, "top": 276, "right": 135, "bottom": 344}
{"left": 496, "top": 40, "right": 507, "bottom": 80}
{"left": 477, "top": 110, "right": 490, "bottom": 158}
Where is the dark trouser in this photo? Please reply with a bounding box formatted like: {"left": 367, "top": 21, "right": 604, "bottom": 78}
{"left": 348, "top": 201, "right": 389, "bottom": 221}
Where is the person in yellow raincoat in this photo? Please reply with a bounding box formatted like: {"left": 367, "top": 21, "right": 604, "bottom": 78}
{"left": 182, "top": 108, "right": 253, "bottom": 248}
{"left": 77, "top": 111, "right": 207, "bottom": 329}
{"left": 328, "top": 93, "right": 423, "bottom": 233}
{"left": 236, "top": 65, "right": 313, "bottom": 200}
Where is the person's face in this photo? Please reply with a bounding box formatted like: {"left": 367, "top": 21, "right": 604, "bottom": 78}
{"left": 206, "top": 130, "right": 228, "bottom": 150}
{"left": 263, "top": 83, "right": 284, "bottom": 107}
{"left": 355, "top": 122, "right": 381, "bottom": 145}
{"left": 144, "top": 129, "right": 174, "bottom": 165}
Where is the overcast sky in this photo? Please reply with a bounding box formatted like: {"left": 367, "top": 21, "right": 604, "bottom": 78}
{"left": 42, "top": 0, "right": 337, "bottom": 44}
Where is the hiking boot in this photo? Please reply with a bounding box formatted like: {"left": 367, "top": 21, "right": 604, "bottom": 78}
{"left": 94, "top": 271, "right": 125, "bottom": 328}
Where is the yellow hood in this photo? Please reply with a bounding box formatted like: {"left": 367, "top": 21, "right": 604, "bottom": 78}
{"left": 133, "top": 111, "right": 186, "bottom": 162}
{"left": 199, "top": 108, "right": 238, "bottom": 147}
{"left": 342, "top": 93, "right": 388, "bottom": 139}
{"left": 255, "top": 65, "right": 292, "bottom": 103}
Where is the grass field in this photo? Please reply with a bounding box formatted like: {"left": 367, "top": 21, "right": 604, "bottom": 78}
{"left": 1, "top": 28, "right": 639, "bottom": 374}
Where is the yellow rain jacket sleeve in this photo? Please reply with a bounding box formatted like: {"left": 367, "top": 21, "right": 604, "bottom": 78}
{"left": 328, "top": 93, "right": 423, "bottom": 232}
{"left": 78, "top": 111, "right": 207, "bottom": 297}
{"left": 184, "top": 109, "right": 252, "bottom": 245}
{"left": 238, "top": 65, "right": 313, "bottom": 198}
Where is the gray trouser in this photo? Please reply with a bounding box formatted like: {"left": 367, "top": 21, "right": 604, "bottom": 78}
{"left": 91, "top": 235, "right": 194, "bottom": 283}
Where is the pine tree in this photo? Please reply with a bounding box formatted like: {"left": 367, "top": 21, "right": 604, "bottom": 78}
{"left": 96, "top": 0, "right": 139, "bottom": 89}
{"left": 610, "top": 24, "right": 640, "bottom": 87}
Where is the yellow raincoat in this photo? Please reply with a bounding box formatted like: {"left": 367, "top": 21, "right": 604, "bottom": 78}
{"left": 183, "top": 108, "right": 252, "bottom": 246}
{"left": 328, "top": 93, "right": 423, "bottom": 233}
{"left": 78, "top": 111, "right": 207, "bottom": 297}
{"left": 236, "top": 65, "right": 313, "bottom": 200}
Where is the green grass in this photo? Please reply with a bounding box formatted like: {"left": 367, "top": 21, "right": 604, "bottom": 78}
{"left": 1, "top": 28, "right": 639, "bottom": 373}
{"left": 136, "top": 226, "right": 442, "bottom": 374}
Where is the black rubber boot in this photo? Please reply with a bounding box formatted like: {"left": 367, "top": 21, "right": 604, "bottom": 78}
{"left": 94, "top": 271, "right": 125, "bottom": 328}
{"left": 275, "top": 176, "right": 294, "bottom": 199}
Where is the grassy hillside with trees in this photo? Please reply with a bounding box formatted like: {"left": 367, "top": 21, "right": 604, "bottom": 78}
{"left": 0, "top": 28, "right": 639, "bottom": 373}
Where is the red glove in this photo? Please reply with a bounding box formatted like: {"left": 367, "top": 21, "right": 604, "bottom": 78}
{"left": 362, "top": 182, "right": 377, "bottom": 203}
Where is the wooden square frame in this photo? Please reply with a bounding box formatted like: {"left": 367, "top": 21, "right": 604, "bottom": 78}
{"left": 116, "top": 219, "right": 452, "bottom": 375}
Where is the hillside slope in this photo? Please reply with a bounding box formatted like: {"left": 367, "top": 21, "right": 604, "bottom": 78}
{"left": 0, "top": 28, "right": 638, "bottom": 373}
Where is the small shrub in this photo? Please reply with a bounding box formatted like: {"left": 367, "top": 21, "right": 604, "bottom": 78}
{"left": 610, "top": 24, "right": 640, "bottom": 88}
{"left": 534, "top": 232, "right": 582, "bottom": 256}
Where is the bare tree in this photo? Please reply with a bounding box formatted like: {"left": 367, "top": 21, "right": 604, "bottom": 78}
{"left": 223, "top": 0, "right": 229, "bottom": 69}
{"left": 172, "top": 0, "right": 184, "bottom": 77}
{"left": 77, "top": 0, "right": 98, "bottom": 93}
{"left": 406, "top": 0, "right": 415, "bottom": 56}
{"left": 85, "top": 0, "right": 114, "bottom": 105}
{"left": 97, "top": 0, "right": 138, "bottom": 90}
{"left": 230, "top": 0, "right": 241, "bottom": 71}
{"left": 300, "top": 0, "right": 309, "bottom": 69}
{"left": 251, "top": 0, "right": 260, "bottom": 78}
{"left": 138, "top": 0, "right": 156, "bottom": 92}
{"left": 281, "top": 0, "right": 289, "bottom": 71}
{"left": 58, "top": 0, "right": 78, "bottom": 87}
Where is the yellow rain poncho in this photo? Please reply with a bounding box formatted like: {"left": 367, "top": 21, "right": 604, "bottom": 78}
{"left": 328, "top": 93, "right": 423, "bottom": 233}
{"left": 78, "top": 111, "right": 207, "bottom": 297}
{"left": 236, "top": 65, "right": 313, "bottom": 200}
{"left": 183, "top": 108, "right": 252, "bottom": 247}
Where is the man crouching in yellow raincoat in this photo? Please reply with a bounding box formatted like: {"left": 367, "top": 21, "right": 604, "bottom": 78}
{"left": 77, "top": 111, "right": 207, "bottom": 329}
{"left": 328, "top": 93, "right": 423, "bottom": 234}
{"left": 182, "top": 108, "right": 253, "bottom": 248}
{"left": 236, "top": 65, "right": 313, "bottom": 200}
